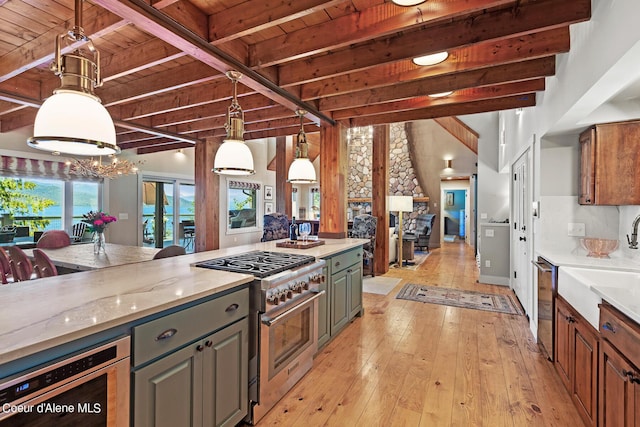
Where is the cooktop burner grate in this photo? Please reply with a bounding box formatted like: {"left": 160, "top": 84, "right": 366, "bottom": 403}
{"left": 195, "top": 251, "right": 316, "bottom": 278}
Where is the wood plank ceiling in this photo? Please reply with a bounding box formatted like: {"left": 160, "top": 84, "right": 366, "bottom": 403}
{"left": 0, "top": 0, "right": 591, "bottom": 155}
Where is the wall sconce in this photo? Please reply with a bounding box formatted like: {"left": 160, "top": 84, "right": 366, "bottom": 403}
{"left": 445, "top": 159, "right": 453, "bottom": 169}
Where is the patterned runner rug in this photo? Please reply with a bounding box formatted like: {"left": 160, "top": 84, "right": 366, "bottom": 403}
{"left": 396, "top": 284, "right": 523, "bottom": 315}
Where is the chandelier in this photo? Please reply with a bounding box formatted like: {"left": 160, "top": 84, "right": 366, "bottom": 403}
{"left": 347, "top": 126, "right": 373, "bottom": 145}
{"left": 66, "top": 155, "right": 142, "bottom": 179}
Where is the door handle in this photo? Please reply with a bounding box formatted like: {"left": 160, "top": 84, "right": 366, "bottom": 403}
{"left": 519, "top": 236, "right": 526, "bottom": 241}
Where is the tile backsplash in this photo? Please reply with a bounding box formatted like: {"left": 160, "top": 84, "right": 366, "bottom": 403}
{"left": 538, "top": 196, "right": 619, "bottom": 254}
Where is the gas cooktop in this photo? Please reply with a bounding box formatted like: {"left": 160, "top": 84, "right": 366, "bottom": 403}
{"left": 195, "top": 251, "right": 316, "bottom": 278}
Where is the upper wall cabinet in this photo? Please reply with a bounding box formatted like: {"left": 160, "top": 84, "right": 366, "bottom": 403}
{"left": 579, "top": 120, "right": 640, "bottom": 205}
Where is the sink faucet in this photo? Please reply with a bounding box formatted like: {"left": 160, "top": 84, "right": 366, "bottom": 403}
{"left": 627, "top": 215, "right": 640, "bottom": 249}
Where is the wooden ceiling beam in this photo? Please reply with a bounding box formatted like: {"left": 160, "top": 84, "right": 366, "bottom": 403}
{"left": 119, "top": 137, "right": 177, "bottom": 150}
{"left": 210, "top": 0, "right": 348, "bottom": 44}
{"left": 300, "top": 27, "right": 569, "bottom": 100}
{"left": 251, "top": 0, "right": 515, "bottom": 67}
{"left": 332, "top": 80, "right": 545, "bottom": 120}
{"left": 434, "top": 117, "right": 479, "bottom": 154}
{"left": 278, "top": 0, "right": 589, "bottom": 85}
{"left": 321, "top": 57, "right": 554, "bottom": 111}
{"left": 137, "top": 141, "right": 194, "bottom": 154}
{"left": 350, "top": 94, "right": 537, "bottom": 127}
{"left": 92, "top": 0, "right": 334, "bottom": 126}
{"left": 0, "top": 4, "right": 126, "bottom": 83}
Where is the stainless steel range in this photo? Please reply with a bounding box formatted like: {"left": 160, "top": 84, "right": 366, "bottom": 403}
{"left": 195, "top": 251, "right": 325, "bottom": 424}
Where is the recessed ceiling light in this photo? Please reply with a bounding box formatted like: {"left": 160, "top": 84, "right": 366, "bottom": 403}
{"left": 429, "top": 91, "right": 454, "bottom": 98}
{"left": 413, "top": 51, "right": 449, "bottom": 66}
{"left": 392, "top": 0, "right": 426, "bottom": 5}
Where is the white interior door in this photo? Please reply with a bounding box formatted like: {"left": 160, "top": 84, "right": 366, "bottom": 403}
{"left": 512, "top": 150, "right": 532, "bottom": 318}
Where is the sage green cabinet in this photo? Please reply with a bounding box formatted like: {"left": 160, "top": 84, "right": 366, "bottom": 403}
{"left": 133, "top": 288, "right": 249, "bottom": 427}
{"left": 317, "top": 264, "right": 330, "bottom": 348}
{"left": 320, "top": 246, "right": 364, "bottom": 347}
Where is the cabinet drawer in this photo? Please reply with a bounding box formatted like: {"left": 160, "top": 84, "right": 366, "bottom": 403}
{"left": 328, "top": 248, "right": 362, "bottom": 274}
{"left": 599, "top": 303, "right": 640, "bottom": 368}
{"left": 133, "top": 288, "right": 249, "bottom": 366}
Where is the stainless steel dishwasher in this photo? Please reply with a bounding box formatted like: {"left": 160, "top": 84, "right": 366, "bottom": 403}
{"left": 533, "top": 256, "right": 557, "bottom": 361}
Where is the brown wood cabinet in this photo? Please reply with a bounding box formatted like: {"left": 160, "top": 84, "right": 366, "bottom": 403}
{"left": 598, "top": 303, "right": 640, "bottom": 427}
{"left": 555, "top": 296, "right": 599, "bottom": 427}
{"left": 579, "top": 120, "right": 640, "bottom": 205}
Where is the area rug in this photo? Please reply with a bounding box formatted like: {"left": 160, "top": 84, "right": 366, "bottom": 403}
{"left": 363, "top": 277, "right": 402, "bottom": 295}
{"left": 403, "top": 251, "right": 430, "bottom": 270}
{"left": 396, "top": 284, "right": 523, "bottom": 315}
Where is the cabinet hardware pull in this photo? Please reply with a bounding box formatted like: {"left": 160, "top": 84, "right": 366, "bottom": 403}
{"left": 205, "top": 340, "right": 213, "bottom": 347}
{"left": 623, "top": 370, "right": 640, "bottom": 384}
{"left": 225, "top": 303, "right": 239, "bottom": 312}
{"left": 519, "top": 236, "right": 526, "bottom": 241}
{"left": 602, "top": 322, "right": 616, "bottom": 333}
{"left": 335, "top": 261, "right": 340, "bottom": 267}
{"left": 357, "top": 253, "right": 361, "bottom": 257}
{"left": 196, "top": 344, "right": 204, "bottom": 352}
{"left": 566, "top": 316, "right": 575, "bottom": 323}
{"left": 155, "top": 328, "right": 178, "bottom": 341}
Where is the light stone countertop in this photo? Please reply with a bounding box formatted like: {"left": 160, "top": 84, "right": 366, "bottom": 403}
{"left": 0, "top": 238, "right": 366, "bottom": 366}
{"left": 537, "top": 245, "right": 640, "bottom": 326}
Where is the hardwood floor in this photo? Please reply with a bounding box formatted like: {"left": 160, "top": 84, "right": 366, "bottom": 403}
{"left": 256, "top": 242, "right": 582, "bottom": 426}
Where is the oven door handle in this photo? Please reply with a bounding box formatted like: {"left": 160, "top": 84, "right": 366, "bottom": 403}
{"left": 261, "top": 290, "right": 326, "bottom": 326}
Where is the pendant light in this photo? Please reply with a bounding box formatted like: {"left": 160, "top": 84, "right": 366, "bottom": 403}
{"left": 212, "top": 71, "right": 255, "bottom": 176}
{"left": 287, "top": 109, "right": 316, "bottom": 184}
{"left": 27, "top": 0, "right": 119, "bottom": 156}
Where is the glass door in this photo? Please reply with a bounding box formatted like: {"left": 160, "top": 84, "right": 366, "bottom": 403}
{"left": 142, "top": 180, "right": 173, "bottom": 249}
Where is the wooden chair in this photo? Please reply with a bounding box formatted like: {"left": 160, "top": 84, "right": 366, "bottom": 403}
{"left": 32, "top": 248, "right": 58, "bottom": 278}
{"left": 36, "top": 230, "right": 71, "bottom": 249}
{"left": 70, "top": 222, "right": 88, "bottom": 242}
{"left": 153, "top": 245, "right": 186, "bottom": 259}
{"left": 6, "top": 245, "right": 34, "bottom": 282}
{"left": 0, "top": 247, "right": 13, "bottom": 284}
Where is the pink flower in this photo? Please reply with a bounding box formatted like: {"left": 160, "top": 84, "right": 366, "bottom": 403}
{"left": 94, "top": 219, "right": 104, "bottom": 226}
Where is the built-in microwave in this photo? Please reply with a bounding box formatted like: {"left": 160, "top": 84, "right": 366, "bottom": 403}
{"left": 0, "top": 336, "right": 130, "bottom": 426}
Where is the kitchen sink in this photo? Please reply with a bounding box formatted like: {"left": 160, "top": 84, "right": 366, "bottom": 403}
{"left": 558, "top": 267, "right": 640, "bottom": 329}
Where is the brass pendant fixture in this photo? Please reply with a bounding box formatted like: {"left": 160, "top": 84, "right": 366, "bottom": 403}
{"left": 28, "top": 0, "right": 118, "bottom": 157}
{"left": 287, "top": 109, "right": 317, "bottom": 184}
{"left": 212, "top": 71, "right": 255, "bottom": 176}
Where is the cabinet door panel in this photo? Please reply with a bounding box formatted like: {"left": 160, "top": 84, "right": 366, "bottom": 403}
{"left": 134, "top": 345, "right": 201, "bottom": 427}
{"left": 573, "top": 320, "right": 598, "bottom": 427}
{"left": 555, "top": 298, "right": 572, "bottom": 390}
{"left": 348, "top": 265, "right": 362, "bottom": 319}
{"left": 331, "top": 270, "right": 349, "bottom": 335}
{"left": 317, "top": 265, "right": 330, "bottom": 348}
{"left": 600, "top": 340, "right": 636, "bottom": 427}
{"left": 202, "top": 320, "right": 248, "bottom": 427}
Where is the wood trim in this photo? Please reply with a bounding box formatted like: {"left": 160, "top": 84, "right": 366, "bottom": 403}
{"left": 275, "top": 136, "right": 293, "bottom": 216}
{"left": 372, "top": 124, "right": 390, "bottom": 275}
{"left": 434, "top": 117, "right": 479, "bottom": 154}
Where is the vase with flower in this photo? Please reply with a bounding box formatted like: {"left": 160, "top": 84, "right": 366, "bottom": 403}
{"left": 82, "top": 210, "right": 117, "bottom": 254}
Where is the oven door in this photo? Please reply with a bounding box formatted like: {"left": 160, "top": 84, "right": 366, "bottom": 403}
{"left": 253, "top": 290, "right": 324, "bottom": 423}
{"left": 0, "top": 338, "right": 130, "bottom": 427}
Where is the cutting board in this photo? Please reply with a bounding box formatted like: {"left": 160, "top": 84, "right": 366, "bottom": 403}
{"left": 276, "top": 240, "right": 325, "bottom": 249}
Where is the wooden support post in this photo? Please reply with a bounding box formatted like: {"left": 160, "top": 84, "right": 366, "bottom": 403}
{"left": 194, "top": 137, "right": 220, "bottom": 252}
{"left": 372, "top": 124, "right": 390, "bottom": 274}
{"left": 275, "top": 136, "right": 293, "bottom": 216}
{"left": 319, "top": 121, "right": 348, "bottom": 238}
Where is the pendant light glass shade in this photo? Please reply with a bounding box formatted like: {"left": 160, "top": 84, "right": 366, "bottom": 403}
{"left": 392, "top": 0, "right": 426, "bottom": 5}
{"left": 287, "top": 109, "right": 316, "bottom": 184}
{"left": 29, "top": 90, "right": 118, "bottom": 156}
{"left": 27, "top": 0, "right": 119, "bottom": 157}
{"left": 413, "top": 51, "right": 449, "bottom": 66}
{"left": 213, "top": 71, "right": 255, "bottom": 175}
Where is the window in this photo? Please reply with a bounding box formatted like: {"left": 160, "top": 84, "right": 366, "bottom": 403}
{"left": 227, "top": 180, "right": 260, "bottom": 232}
{"left": 0, "top": 177, "right": 101, "bottom": 237}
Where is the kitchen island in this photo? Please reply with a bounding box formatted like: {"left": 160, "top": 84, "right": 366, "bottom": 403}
{"left": 0, "top": 238, "right": 366, "bottom": 370}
